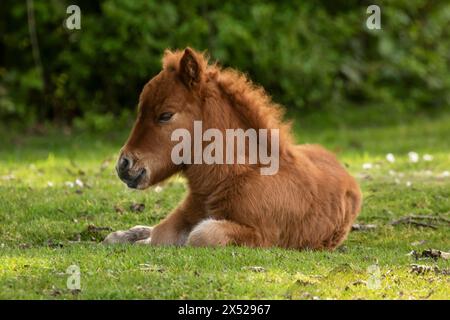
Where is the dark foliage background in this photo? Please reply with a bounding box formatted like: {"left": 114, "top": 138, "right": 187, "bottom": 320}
{"left": 1, "top": 0, "right": 449, "bottom": 128}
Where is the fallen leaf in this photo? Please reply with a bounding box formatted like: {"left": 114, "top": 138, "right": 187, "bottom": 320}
{"left": 421, "top": 249, "right": 450, "bottom": 260}
{"left": 46, "top": 240, "right": 64, "bottom": 248}
{"left": 114, "top": 204, "right": 125, "bottom": 214}
{"left": 130, "top": 203, "right": 145, "bottom": 213}
{"left": 410, "top": 264, "right": 437, "bottom": 275}
{"left": 345, "top": 280, "right": 367, "bottom": 290}
{"left": 409, "top": 249, "right": 450, "bottom": 261}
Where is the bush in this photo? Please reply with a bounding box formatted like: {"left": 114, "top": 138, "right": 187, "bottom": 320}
{"left": 1, "top": 0, "right": 449, "bottom": 125}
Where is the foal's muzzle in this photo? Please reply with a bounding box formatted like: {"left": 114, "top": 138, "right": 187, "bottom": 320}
{"left": 116, "top": 155, "right": 146, "bottom": 189}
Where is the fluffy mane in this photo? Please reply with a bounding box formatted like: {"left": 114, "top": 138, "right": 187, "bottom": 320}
{"left": 163, "top": 49, "right": 294, "bottom": 151}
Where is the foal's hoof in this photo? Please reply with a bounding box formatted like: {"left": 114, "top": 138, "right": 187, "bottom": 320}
{"left": 102, "top": 225, "right": 153, "bottom": 244}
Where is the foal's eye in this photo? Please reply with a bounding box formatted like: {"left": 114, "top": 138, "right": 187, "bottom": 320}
{"left": 157, "top": 112, "right": 174, "bottom": 123}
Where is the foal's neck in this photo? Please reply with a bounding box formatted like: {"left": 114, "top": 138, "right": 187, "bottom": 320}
{"left": 183, "top": 77, "right": 288, "bottom": 193}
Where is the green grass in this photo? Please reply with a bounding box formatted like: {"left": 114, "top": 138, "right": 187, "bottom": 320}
{"left": 0, "top": 114, "right": 449, "bottom": 299}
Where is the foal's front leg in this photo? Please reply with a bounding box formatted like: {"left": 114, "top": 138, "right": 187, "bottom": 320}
{"left": 103, "top": 194, "right": 204, "bottom": 245}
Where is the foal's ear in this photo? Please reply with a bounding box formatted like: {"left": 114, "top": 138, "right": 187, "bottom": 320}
{"left": 179, "top": 48, "right": 202, "bottom": 88}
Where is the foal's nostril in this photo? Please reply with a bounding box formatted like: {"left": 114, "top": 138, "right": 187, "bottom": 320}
{"left": 118, "top": 156, "right": 132, "bottom": 173}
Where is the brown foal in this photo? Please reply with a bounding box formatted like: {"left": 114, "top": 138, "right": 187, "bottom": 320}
{"left": 103, "top": 48, "right": 362, "bottom": 250}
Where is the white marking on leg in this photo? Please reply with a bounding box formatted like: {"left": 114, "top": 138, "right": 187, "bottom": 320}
{"left": 187, "top": 218, "right": 228, "bottom": 246}
{"left": 135, "top": 237, "right": 152, "bottom": 245}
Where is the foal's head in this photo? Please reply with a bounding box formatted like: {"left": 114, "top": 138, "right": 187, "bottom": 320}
{"left": 117, "top": 48, "right": 207, "bottom": 189}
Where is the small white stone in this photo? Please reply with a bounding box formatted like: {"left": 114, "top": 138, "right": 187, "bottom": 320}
{"left": 65, "top": 181, "right": 74, "bottom": 188}
{"left": 408, "top": 152, "right": 419, "bottom": 163}
{"left": 386, "top": 153, "right": 395, "bottom": 163}
{"left": 154, "top": 186, "right": 163, "bottom": 193}
{"left": 75, "top": 179, "right": 84, "bottom": 188}
{"left": 406, "top": 181, "right": 412, "bottom": 187}
{"left": 47, "top": 181, "right": 54, "bottom": 187}
{"left": 362, "top": 163, "right": 373, "bottom": 170}
{"left": 440, "top": 171, "right": 450, "bottom": 178}
{"left": 422, "top": 154, "right": 433, "bottom": 161}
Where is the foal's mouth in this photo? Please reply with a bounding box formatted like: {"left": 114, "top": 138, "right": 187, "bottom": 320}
{"left": 122, "top": 168, "right": 147, "bottom": 189}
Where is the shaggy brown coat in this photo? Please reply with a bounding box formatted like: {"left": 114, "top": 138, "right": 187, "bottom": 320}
{"left": 103, "top": 48, "right": 362, "bottom": 250}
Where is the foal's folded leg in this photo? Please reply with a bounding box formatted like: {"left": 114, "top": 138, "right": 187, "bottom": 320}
{"left": 186, "top": 219, "right": 263, "bottom": 247}
{"left": 102, "top": 225, "right": 153, "bottom": 244}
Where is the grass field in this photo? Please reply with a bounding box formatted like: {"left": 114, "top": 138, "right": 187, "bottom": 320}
{"left": 0, "top": 114, "right": 449, "bottom": 299}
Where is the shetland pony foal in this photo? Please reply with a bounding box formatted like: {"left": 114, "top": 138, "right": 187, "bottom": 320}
{"left": 103, "top": 48, "right": 362, "bottom": 250}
